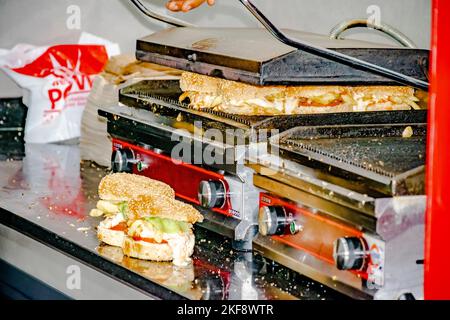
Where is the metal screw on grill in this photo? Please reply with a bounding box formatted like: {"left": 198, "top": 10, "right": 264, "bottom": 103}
{"left": 289, "top": 221, "right": 303, "bottom": 235}
{"left": 187, "top": 53, "right": 197, "bottom": 62}
{"left": 137, "top": 161, "right": 148, "bottom": 172}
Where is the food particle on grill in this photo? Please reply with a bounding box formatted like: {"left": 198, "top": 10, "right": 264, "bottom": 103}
{"left": 402, "top": 126, "right": 414, "bottom": 138}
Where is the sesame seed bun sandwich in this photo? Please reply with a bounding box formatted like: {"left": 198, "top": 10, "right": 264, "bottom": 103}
{"left": 122, "top": 194, "right": 204, "bottom": 267}
{"left": 90, "top": 173, "right": 175, "bottom": 248}
{"left": 179, "top": 72, "right": 424, "bottom": 115}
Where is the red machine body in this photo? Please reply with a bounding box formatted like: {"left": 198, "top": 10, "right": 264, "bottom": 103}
{"left": 425, "top": 0, "right": 450, "bottom": 300}
{"left": 112, "top": 139, "right": 233, "bottom": 217}
{"left": 259, "top": 193, "right": 371, "bottom": 281}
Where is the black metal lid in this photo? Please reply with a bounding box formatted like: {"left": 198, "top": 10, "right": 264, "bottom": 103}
{"left": 136, "top": 28, "right": 429, "bottom": 86}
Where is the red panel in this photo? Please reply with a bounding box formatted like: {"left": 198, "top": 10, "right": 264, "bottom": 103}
{"left": 112, "top": 139, "right": 234, "bottom": 217}
{"left": 425, "top": 0, "right": 450, "bottom": 300}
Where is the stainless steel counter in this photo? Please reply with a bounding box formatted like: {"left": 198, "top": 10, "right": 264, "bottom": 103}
{"left": 0, "top": 143, "right": 347, "bottom": 300}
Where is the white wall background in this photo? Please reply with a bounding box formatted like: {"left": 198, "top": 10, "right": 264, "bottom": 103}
{"left": 0, "top": 0, "right": 431, "bottom": 52}
{"left": 0, "top": 0, "right": 431, "bottom": 92}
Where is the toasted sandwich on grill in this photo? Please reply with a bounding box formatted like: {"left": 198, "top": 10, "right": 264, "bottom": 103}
{"left": 91, "top": 173, "right": 175, "bottom": 247}
{"left": 179, "top": 72, "right": 423, "bottom": 115}
{"left": 122, "top": 194, "right": 203, "bottom": 267}
{"left": 351, "top": 86, "right": 421, "bottom": 111}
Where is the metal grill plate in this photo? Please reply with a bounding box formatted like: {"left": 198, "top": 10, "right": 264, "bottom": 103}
{"left": 119, "top": 80, "right": 271, "bottom": 130}
{"left": 272, "top": 124, "right": 426, "bottom": 196}
{"left": 119, "top": 80, "right": 428, "bottom": 133}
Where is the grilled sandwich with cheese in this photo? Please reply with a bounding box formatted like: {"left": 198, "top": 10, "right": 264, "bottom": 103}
{"left": 123, "top": 194, "right": 203, "bottom": 267}
{"left": 179, "top": 72, "right": 424, "bottom": 115}
{"left": 91, "top": 173, "right": 175, "bottom": 247}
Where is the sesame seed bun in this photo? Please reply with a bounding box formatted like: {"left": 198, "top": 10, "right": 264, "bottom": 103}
{"left": 122, "top": 236, "right": 175, "bottom": 262}
{"left": 127, "top": 194, "right": 204, "bottom": 224}
{"left": 97, "top": 226, "right": 125, "bottom": 247}
{"left": 180, "top": 71, "right": 222, "bottom": 94}
{"left": 351, "top": 86, "right": 415, "bottom": 97}
{"left": 98, "top": 173, "right": 175, "bottom": 202}
{"left": 219, "top": 79, "right": 286, "bottom": 100}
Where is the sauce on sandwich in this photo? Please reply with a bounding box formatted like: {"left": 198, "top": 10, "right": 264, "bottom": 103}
{"left": 110, "top": 222, "right": 128, "bottom": 231}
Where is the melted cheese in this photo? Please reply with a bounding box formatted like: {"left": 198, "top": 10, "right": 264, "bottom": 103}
{"left": 180, "top": 90, "right": 423, "bottom": 114}
{"left": 353, "top": 94, "right": 420, "bottom": 111}
{"left": 181, "top": 91, "right": 348, "bottom": 114}
{"left": 99, "top": 212, "right": 125, "bottom": 229}
{"left": 165, "top": 233, "right": 195, "bottom": 267}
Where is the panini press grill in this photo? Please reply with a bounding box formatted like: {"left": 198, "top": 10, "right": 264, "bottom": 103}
{"left": 101, "top": 0, "right": 429, "bottom": 299}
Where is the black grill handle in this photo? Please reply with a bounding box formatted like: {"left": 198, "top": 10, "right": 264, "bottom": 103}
{"left": 239, "top": 0, "right": 429, "bottom": 91}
